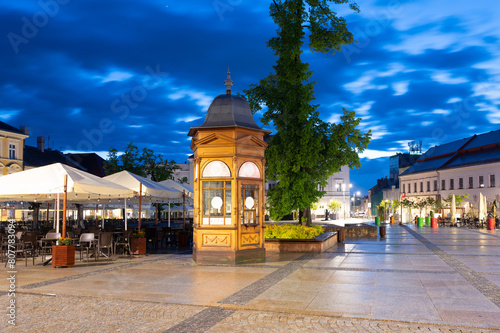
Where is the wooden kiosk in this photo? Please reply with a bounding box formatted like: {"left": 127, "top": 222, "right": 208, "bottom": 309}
{"left": 188, "top": 72, "right": 270, "bottom": 264}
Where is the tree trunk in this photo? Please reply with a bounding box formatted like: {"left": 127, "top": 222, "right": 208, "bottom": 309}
{"left": 300, "top": 207, "right": 312, "bottom": 227}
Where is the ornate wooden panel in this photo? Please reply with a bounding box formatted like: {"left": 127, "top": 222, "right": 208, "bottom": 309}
{"left": 202, "top": 233, "right": 230, "bottom": 247}
{"left": 241, "top": 233, "right": 259, "bottom": 245}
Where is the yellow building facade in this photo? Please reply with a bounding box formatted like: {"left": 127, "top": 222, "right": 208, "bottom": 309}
{"left": 188, "top": 73, "right": 270, "bottom": 264}
{"left": 0, "top": 122, "right": 28, "bottom": 176}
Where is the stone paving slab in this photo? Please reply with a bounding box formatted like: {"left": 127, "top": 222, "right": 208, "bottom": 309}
{"left": 2, "top": 224, "right": 500, "bottom": 331}
{"left": 1, "top": 294, "right": 499, "bottom": 333}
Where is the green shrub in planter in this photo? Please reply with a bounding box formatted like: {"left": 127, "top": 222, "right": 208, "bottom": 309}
{"left": 265, "top": 224, "right": 324, "bottom": 240}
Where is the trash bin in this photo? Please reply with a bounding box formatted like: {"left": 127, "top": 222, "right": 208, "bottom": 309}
{"left": 390, "top": 216, "right": 395, "bottom": 224}
{"left": 431, "top": 217, "right": 437, "bottom": 228}
{"left": 417, "top": 217, "right": 424, "bottom": 227}
{"left": 338, "top": 228, "right": 345, "bottom": 243}
{"left": 375, "top": 217, "right": 380, "bottom": 225}
{"left": 425, "top": 216, "right": 431, "bottom": 226}
{"left": 379, "top": 226, "right": 386, "bottom": 238}
{"left": 487, "top": 218, "right": 495, "bottom": 230}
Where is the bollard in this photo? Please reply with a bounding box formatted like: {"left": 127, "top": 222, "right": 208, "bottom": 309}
{"left": 431, "top": 217, "right": 437, "bottom": 228}
{"left": 417, "top": 217, "right": 424, "bottom": 227}
{"left": 487, "top": 218, "right": 495, "bottom": 230}
{"left": 375, "top": 217, "right": 380, "bottom": 225}
{"left": 379, "top": 226, "right": 386, "bottom": 238}
{"left": 425, "top": 216, "right": 431, "bottom": 226}
{"left": 338, "top": 228, "right": 346, "bottom": 243}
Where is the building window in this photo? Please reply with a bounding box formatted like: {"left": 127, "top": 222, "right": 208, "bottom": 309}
{"left": 433, "top": 180, "right": 438, "bottom": 191}
{"left": 459, "top": 178, "right": 463, "bottom": 189}
{"left": 449, "top": 179, "right": 454, "bottom": 190}
{"left": 441, "top": 179, "right": 446, "bottom": 191}
{"left": 408, "top": 183, "right": 411, "bottom": 193}
{"left": 403, "top": 184, "right": 405, "bottom": 193}
{"left": 427, "top": 181, "right": 430, "bottom": 192}
{"left": 238, "top": 162, "right": 260, "bottom": 178}
{"left": 203, "top": 160, "right": 231, "bottom": 177}
{"left": 202, "top": 181, "right": 232, "bottom": 225}
{"left": 241, "top": 184, "right": 259, "bottom": 225}
{"left": 420, "top": 182, "right": 423, "bottom": 192}
{"left": 8, "top": 143, "right": 17, "bottom": 160}
{"left": 414, "top": 183, "right": 417, "bottom": 193}
{"left": 490, "top": 175, "right": 496, "bottom": 188}
{"left": 469, "top": 177, "right": 473, "bottom": 189}
{"left": 479, "top": 176, "right": 484, "bottom": 188}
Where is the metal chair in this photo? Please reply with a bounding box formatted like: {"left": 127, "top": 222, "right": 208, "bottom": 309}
{"left": 114, "top": 229, "right": 133, "bottom": 256}
{"left": 40, "top": 232, "right": 61, "bottom": 262}
{"left": 4, "top": 231, "right": 35, "bottom": 267}
{"left": 97, "top": 232, "right": 114, "bottom": 259}
{"left": 75, "top": 233, "right": 96, "bottom": 261}
{"left": 145, "top": 227, "right": 159, "bottom": 249}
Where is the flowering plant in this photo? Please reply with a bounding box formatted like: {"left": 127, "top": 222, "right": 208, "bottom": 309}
{"left": 131, "top": 232, "right": 146, "bottom": 238}
{"left": 57, "top": 237, "right": 73, "bottom": 245}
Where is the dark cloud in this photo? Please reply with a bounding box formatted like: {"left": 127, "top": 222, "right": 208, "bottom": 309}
{"left": 1, "top": 0, "right": 499, "bottom": 195}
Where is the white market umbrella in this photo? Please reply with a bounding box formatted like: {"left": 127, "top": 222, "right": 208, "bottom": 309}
{"left": 159, "top": 180, "right": 194, "bottom": 228}
{"left": 483, "top": 194, "right": 488, "bottom": 220}
{"left": 104, "top": 171, "right": 182, "bottom": 230}
{"left": 451, "top": 194, "right": 456, "bottom": 226}
{"left": 159, "top": 179, "right": 193, "bottom": 197}
{"left": 0, "top": 163, "right": 135, "bottom": 235}
{"left": 478, "top": 193, "right": 485, "bottom": 221}
{"left": 0, "top": 163, "right": 135, "bottom": 201}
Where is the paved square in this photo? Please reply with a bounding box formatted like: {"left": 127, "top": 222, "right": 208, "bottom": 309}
{"left": 2, "top": 224, "right": 500, "bottom": 332}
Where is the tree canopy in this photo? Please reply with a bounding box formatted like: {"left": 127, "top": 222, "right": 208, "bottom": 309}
{"left": 243, "top": 0, "right": 371, "bottom": 224}
{"left": 104, "top": 142, "right": 178, "bottom": 182}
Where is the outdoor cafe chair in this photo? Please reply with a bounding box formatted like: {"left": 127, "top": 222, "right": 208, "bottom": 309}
{"left": 114, "top": 229, "right": 133, "bottom": 256}
{"left": 23, "top": 231, "right": 39, "bottom": 259}
{"left": 97, "top": 232, "right": 114, "bottom": 259}
{"left": 75, "top": 233, "right": 96, "bottom": 261}
{"left": 41, "top": 232, "right": 61, "bottom": 262}
{"left": 145, "top": 227, "right": 158, "bottom": 249}
{"left": 4, "top": 232, "right": 34, "bottom": 267}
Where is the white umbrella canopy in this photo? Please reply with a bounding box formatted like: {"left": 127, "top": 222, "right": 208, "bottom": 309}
{"left": 0, "top": 163, "right": 135, "bottom": 202}
{"left": 104, "top": 171, "right": 182, "bottom": 199}
{"left": 478, "top": 193, "right": 485, "bottom": 221}
{"left": 159, "top": 179, "right": 193, "bottom": 197}
{"left": 483, "top": 194, "right": 488, "bottom": 219}
{"left": 451, "top": 194, "right": 456, "bottom": 226}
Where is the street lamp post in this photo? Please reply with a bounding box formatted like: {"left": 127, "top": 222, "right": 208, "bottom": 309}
{"left": 341, "top": 183, "right": 346, "bottom": 219}
{"left": 356, "top": 191, "right": 360, "bottom": 215}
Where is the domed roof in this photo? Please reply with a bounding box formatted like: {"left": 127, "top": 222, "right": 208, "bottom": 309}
{"left": 188, "top": 71, "right": 270, "bottom": 136}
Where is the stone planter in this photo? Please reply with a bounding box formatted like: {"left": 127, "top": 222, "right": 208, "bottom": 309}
{"left": 52, "top": 245, "right": 75, "bottom": 268}
{"left": 265, "top": 232, "right": 337, "bottom": 253}
{"left": 130, "top": 237, "right": 146, "bottom": 255}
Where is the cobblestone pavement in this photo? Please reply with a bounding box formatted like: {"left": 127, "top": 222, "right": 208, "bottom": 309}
{"left": 1, "top": 224, "right": 500, "bottom": 332}
{"left": 1, "top": 293, "right": 498, "bottom": 332}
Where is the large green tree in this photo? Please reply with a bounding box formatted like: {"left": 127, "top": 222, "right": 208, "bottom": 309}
{"left": 243, "top": 0, "right": 371, "bottom": 225}
{"left": 104, "top": 142, "right": 178, "bottom": 181}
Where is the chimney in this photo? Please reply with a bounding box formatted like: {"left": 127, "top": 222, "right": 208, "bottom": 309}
{"left": 37, "top": 136, "right": 45, "bottom": 152}
{"left": 19, "top": 126, "right": 29, "bottom": 135}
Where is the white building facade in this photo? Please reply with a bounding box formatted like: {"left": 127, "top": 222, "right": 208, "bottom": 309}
{"left": 399, "top": 130, "right": 500, "bottom": 221}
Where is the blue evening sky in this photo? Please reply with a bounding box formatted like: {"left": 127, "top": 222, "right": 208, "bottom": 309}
{"left": 1, "top": 0, "right": 499, "bottom": 195}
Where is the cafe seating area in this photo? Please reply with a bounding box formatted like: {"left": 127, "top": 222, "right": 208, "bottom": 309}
{"left": 0, "top": 218, "right": 194, "bottom": 266}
